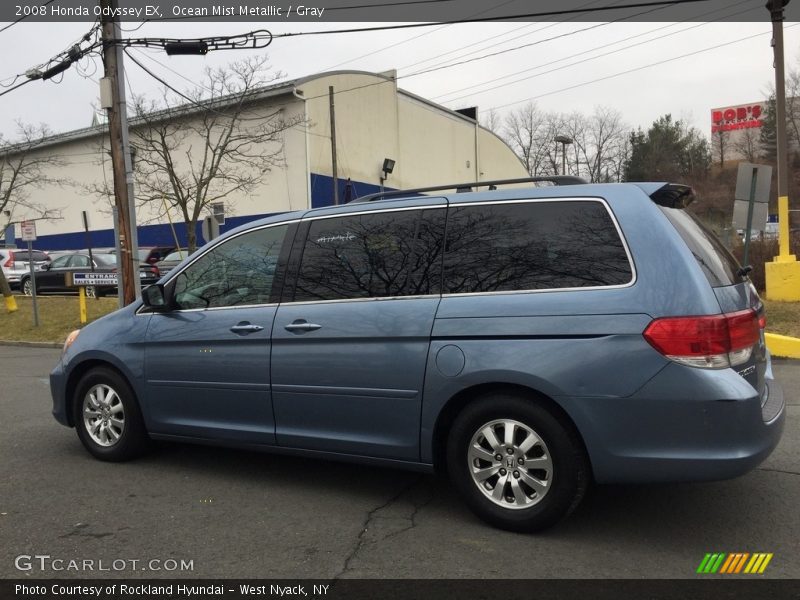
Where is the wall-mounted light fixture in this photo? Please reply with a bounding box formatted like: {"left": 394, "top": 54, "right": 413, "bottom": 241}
{"left": 380, "top": 158, "right": 396, "bottom": 192}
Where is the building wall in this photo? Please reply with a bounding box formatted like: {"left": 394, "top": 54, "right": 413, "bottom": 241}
{"left": 4, "top": 70, "right": 528, "bottom": 249}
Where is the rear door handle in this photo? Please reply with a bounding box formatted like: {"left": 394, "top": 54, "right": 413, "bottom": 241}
{"left": 230, "top": 322, "right": 264, "bottom": 335}
{"left": 284, "top": 319, "right": 321, "bottom": 333}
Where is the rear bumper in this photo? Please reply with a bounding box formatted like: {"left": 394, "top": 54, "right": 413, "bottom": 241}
{"left": 560, "top": 364, "right": 785, "bottom": 484}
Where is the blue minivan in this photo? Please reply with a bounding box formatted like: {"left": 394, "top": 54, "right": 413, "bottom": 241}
{"left": 50, "top": 180, "right": 785, "bottom": 531}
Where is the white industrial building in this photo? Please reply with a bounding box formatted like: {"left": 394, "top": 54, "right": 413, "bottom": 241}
{"left": 3, "top": 69, "right": 528, "bottom": 250}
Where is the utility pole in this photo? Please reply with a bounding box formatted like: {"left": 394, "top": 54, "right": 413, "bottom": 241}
{"left": 329, "top": 86, "right": 339, "bottom": 205}
{"left": 100, "top": 0, "right": 140, "bottom": 305}
{"left": 769, "top": 0, "right": 792, "bottom": 259}
{"left": 765, "top": 0, "right": 800, "bottom": 301}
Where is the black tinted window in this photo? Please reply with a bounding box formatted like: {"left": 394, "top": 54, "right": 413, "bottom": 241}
{"left": 13, "top": 250, "right": 49, "bottom": 262}
{"left": 658, "top": 206, "right": 741, "bottom": 287}
{"left": 294, "top": 208, "right": 444, "bottom": 302}
{"left": 173, "top": 225, "right": 287, "bottom": 310}
{"left": 443, "top": 201, "right": 632, "bottom": 293}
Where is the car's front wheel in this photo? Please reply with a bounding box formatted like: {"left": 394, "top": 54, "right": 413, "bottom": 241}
{"left": 72, "top": 367, "right": 149, "bottom": 461}
{"left": 447, "top": 393, "right": 588, "bottom": 532}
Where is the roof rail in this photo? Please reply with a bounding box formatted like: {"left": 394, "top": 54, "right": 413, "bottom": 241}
{"left": 349, "top": 176, "right": 588, "bottom": 203}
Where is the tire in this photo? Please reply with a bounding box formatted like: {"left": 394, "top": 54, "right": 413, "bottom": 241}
{"left": 72, "top": 367, "right": 149, "bottom": 462}
{"left": 21, "top": 278, "right": 33, "bottom": 296}
{"left": 85, "top": 285, "right": 97, "bottom": 299}
{"left": 447, "top": 393, "right": 588, "bottom": 532}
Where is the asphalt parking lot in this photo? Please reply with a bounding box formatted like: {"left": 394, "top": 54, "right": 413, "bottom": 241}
{"left": 0, "top": 345, "right": 797, "bottom": 580}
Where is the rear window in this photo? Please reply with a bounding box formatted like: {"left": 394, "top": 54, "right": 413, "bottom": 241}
{"left": 658, "top": 206, "right": 743, "bottom": 287}
{"left": 14, "top": 250, "right": 49, "bottom": 262}
{"left": 443, "top": 200, "right": 633, "bottom": 294}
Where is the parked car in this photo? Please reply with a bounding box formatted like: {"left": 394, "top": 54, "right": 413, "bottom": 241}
{"left": 50, "top": 178, "right": 785, "bottom": 532}
{"left": 90, "top": 246, "right": 176, "bottom": 265}
{"left": 138, "top": 246, "right": 176, "bottom": 265}
{"left": 154, "top": 249, "right": 189, "bottom": 278}
{"left": 0, "top": 248, "right": 50, "bottom": 288}
{"left": 22, "top": 252, "right": 160, "bottom": 297}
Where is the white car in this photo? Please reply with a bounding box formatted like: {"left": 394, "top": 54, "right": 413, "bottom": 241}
{"left": 0, "top": 248, "right": 50, "bottom": 288}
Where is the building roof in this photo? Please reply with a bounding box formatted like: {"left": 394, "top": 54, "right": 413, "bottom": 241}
{"left": 2, "top": 70, "right": 485, "bottom": 155}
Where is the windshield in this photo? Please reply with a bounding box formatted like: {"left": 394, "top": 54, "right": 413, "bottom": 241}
{"left": 163, "top": 251, "right": 187, "bottom": 261}
{"left": 94, "top": 253, "right": 118, "bottom": 266}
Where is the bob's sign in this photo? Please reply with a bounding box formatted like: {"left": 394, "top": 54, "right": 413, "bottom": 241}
{"left": 711, "top": 103, "right": 764, "bottom": 133}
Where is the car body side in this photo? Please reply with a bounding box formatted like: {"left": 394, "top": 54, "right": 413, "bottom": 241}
{"left": 50, "top": 183, "right": 785, "bottom": 483}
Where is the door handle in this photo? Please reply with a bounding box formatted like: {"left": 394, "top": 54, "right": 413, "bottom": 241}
{"left": 230, "top": 322, "right": 264, "bottom": 335}
{"left": 284, "top": 319, "right": 321, "bottom": 333}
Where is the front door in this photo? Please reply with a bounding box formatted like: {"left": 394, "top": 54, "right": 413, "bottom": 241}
{"left": 143, "top": 223, "right": 290, "bottom": 444}
{"left": 271, "top": 204, "right": 446, "bottom": 460}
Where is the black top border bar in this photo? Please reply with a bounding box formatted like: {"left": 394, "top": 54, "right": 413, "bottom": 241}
{"left": 2, "top": 0, "right": 798, "bottom": 23}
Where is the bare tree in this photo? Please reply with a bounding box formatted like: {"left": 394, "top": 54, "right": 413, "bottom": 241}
{"left": 711, "top": 128, "right": 730, "bottom": 165}
{"left": 503, "top": 102, "right": 560, "bottom": 177}
{"left": 479, "top": 108, "right": 502, "bottom": 135}
{"left": 0, "top": 123, "right": 64, "bottom": 310}
{"left": 733, "top": 127, "right": 761, "bottom": 162}
{"left": 127, "top": 56, "right": 302, "bottom": 252}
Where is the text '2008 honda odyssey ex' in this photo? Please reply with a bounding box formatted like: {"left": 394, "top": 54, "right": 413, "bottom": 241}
{"left": 50, "top": 179, "right": 785, "bottom": 532}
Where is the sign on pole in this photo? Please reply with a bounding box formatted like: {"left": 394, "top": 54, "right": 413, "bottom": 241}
{"left": 733, "top": 163, "right": 773, "bottom": 269}
{"left": 20, "top": 220, "right": 36, "bottom": 241}
{"left": 202, "top": 215, "right": 220, "bottom": 242}
{"left": 20, "top": 220, "right": 39, "bottom": 326}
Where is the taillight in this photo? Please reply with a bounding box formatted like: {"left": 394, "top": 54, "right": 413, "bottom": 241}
{"left": 150, "top": 266, "right": 159, "bottom": 276}
{"left": 3, "top": 251, "right": 14, "bottom": 268}
{"left": 643, "top": 309, "right": 760, "bottom": 369}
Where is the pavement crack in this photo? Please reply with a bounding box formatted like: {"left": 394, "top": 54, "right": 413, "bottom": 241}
{"left": 59, "top": 523, "right": 115, "bottom": 539}
{"left": 756, "top": 467, "right": 800, "bottom": 476}
{"left": 333, "top": 477, "right": 422, "bottom": 580}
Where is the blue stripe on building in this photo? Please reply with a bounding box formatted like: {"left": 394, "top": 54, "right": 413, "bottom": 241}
{"left": 6, "top": 174, "right": 390, "bottom": 251}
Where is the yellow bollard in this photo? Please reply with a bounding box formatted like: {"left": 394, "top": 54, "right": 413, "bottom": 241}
{"left": 765, "top": 194, "right": 800, "bottom": 301}
{"left": 4, "top": 294, "right": 17, "bottom": 313}
{"left": 78, "top": 286, "right": 87, "bottom": 324}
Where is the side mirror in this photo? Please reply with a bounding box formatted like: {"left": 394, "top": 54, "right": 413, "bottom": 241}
{"left": 142, "top": 284, "right": 169, "bottom": 311}
{"left": 42, "top": 263, "right": 51, "bottom": 270}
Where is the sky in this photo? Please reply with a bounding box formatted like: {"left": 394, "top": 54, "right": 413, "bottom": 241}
{"left": 1, "top": 9, "right": 800, "bottom": 141}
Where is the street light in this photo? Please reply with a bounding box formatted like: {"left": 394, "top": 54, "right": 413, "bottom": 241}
{"left": 554, "top": 135, "right": 573, "bottom": 176}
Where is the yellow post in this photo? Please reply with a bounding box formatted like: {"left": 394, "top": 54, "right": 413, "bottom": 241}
{"left": 4, "top": 295, "right": 17, "bottom": 313}
{"left": 776, "top": 195, "right": 795, "bottom": 261}
{"left": 765, "top": 195, "right": 800, "bottom": 300}
{"left": 78, "top": 286, "right": 87, "bottom": 324}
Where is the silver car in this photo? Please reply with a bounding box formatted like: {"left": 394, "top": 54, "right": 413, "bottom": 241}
{"left": 0, "top": 248, "right": 50, "bottom": 288}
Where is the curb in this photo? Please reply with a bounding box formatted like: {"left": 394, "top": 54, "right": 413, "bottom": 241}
{"left": 765, "top": 333, "right": 800, "bottom": 359}
{"left": 0, "top": 340, "right": 61, "bottom": 349}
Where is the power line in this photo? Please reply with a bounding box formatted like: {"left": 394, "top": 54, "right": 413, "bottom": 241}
{"left": 487, "top": 24, "right": 799, "bottom": 112}
{"left": 434, "top": 0, "right": 760, "bottom": 104}
{"left": 273, "top": 1, "right": 711, "bottom": 38}
{"left": 396, "top": 0, "right": 631, "bottom": 73}
{"left": 319, "top": 0, "right": 525, "bottom": 71}
{"left": 0, "top": 0, "right": 56, "bottom": 35}
{"left": 0, "top": 78, "right": 34, "bottom": 99}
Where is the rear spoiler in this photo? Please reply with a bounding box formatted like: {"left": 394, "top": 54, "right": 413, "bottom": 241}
{"left": 635, "top": 183, "right": 696, "bottom": 208}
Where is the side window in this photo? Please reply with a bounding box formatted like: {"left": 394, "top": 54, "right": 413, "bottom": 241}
{"left": 173, "top": 225, "right": 287, "bottom": 310}
{"left": 70, "top": 255, "right": 91, "bottom": 268}
{"left": 51, "top": 256, "right": 71, "bottom": 269}
{"left": 443, "top": 201, "right": 633, "bottom": 294}
{"left": 293, "top": 208, "right": 445, "bottom": 302}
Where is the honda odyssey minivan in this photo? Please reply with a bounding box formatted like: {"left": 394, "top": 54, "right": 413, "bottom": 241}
{"left": 50, "top": 179, "right": 785, "bottom": 531}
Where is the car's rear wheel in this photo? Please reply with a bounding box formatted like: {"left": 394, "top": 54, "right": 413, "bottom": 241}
{"left": 447, "top": 393, "right": 588, "bottom": 532}
{"left": 85, "top": 285, "right": 97, "bottom": 299}
{"left": 21, "top": 278, "right": 33, "bottom": 296}
{"left": 72, "top": 367, "right": 149, "bottom": 461}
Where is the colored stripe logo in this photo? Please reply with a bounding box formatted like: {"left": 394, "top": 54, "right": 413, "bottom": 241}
{"left": 697, "top": 553, "right": 773, "bottom": 574}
